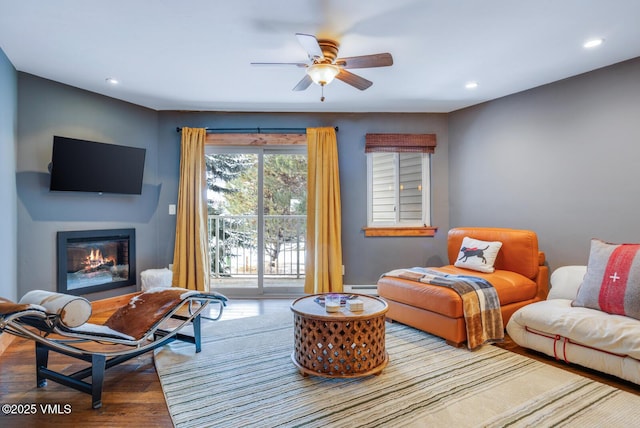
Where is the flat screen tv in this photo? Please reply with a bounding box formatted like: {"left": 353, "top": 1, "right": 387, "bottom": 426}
{"left": 49, "top": 136, "right": 146, "bottom": 195}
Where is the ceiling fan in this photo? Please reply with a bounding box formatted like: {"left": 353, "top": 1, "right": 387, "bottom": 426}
{"left": 251, "top": 33, "right": 393, "bottom": 101}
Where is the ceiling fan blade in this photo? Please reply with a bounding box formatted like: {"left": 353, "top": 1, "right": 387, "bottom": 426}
{"left": 296, "top": 33, "right": 324, "bottom": 60}
{"left": 336, "top": 53, "right": 393, "bottom": 69}
{"left": 292, "top": 74, "right": 313, "bottom": 91}
{"left": 251, "top": 62, "right": 308, "bottom": 68}
{"left": 335, "top": 69, "right": 373, "bottom": 90}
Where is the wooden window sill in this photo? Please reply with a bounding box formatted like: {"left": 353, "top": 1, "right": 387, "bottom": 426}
{"left": 362, "top": 226, "right": 437, "bottom": 237}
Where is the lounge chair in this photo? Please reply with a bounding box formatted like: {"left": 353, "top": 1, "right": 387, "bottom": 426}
{"left": 0, "top": 287, "right": 227, "bottom": 409}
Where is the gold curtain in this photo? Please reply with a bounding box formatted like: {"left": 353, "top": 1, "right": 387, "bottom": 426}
{"left": 172, "top": 127, "right": 210, "bottom": 291}
{"left": 304, "top": 127, "right": 343, "bottom": 294}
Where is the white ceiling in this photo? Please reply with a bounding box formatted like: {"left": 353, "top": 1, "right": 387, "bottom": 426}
{"left": 1, "top": 0, "right": 639, "bottom": 113}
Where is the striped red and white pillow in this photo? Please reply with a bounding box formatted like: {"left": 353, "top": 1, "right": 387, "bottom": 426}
{"left": 572, "top": 239, "right": 640, "bottom": 319}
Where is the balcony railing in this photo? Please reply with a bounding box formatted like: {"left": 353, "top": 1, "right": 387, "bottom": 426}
{"left": 208, "top": 215, "right": 306, "bottom": 279}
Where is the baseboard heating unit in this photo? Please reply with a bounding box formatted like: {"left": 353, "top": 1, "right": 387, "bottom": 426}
{"left": 343, "top": 285, "right": 378, "bottom": 296}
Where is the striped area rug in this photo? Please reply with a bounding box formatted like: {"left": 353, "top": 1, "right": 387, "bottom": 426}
{"left": 155, "top": 312, "right": 640, "bottom": 428}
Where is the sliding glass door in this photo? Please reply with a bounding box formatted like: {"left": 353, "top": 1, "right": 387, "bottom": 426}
{"left": 205, "top": 145, "right": 306, "bottom": 296}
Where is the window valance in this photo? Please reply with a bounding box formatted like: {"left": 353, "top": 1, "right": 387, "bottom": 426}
{"left": 365, "top": 133, "right": 437, "bottom": 153}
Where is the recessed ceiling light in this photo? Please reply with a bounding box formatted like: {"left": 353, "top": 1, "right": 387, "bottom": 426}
{"left": 105, "top": 77, "right": 119, "bottom": 85}
{"left": 465, "top": 81, "right": 478, "bottom": 89}
{"left": 583, "top": 38, "right": 604, "bottom": 49}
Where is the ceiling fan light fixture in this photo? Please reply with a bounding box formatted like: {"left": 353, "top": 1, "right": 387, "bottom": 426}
{"left": 306, "top": 63, "right": 340, "bottom": 86}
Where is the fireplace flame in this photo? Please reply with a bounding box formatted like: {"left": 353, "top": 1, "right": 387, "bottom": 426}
{"left": 88, "top": 249, "right": 103, "bottom": 268}
{"left": 84, "top": 248, "right": 114, "bottom": 270}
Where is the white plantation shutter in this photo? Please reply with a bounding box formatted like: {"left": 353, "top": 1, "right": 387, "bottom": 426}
{"left": 366, "top": 134, "right": 436, "bottom": 227}
{"left": 372, "top": 153, "right": 396, "bottom": 222}
{"left": 399, "top": 153, "right": 423, "bottom": 222}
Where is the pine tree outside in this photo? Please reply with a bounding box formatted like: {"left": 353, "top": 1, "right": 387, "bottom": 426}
{"left": 205, "top": 150, "right": 307, "bottom": 294}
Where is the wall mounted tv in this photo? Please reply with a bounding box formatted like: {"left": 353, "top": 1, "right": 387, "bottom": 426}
{"left": 49, "top": 136, "right": 146, "bottom": 195}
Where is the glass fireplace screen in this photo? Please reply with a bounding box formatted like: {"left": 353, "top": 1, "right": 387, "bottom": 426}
{"left": 57, "top": 229, "right": 136, "bottom": 295}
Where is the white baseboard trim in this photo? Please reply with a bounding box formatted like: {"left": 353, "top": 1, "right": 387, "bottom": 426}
{"left": 343, "top": 284, "right": 378, "bottom": 295}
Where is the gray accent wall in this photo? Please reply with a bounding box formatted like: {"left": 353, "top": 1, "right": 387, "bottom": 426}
{"left": 16, "top": 74, "right": 160, "bottom": 300}
{"left": 158, "top": 111, "right": 450, "bottom": 285}
{"left": 0, "top": 48, "right": 18, "bottom": 301}
{"left": 14, "top": 54, "right": 640, "bottom": 299}
{"left": 449, "top": 57, "right": 640, "bottom": 274}
{"left": 13, "top": 75, "right": 450, "bottom": 298}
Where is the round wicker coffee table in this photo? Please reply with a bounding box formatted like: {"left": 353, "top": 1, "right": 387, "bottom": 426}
{"left": 290, "top": 293, "right": 389, "bottom": 378}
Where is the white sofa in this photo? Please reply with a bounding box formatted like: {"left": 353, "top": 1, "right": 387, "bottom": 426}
{"left": 507, "top": 265, "right": 640, "bottom": 385}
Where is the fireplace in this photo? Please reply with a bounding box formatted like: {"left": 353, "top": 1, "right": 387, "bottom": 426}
{"left": 57, "top": 229, "right": 136, "bottom": 295}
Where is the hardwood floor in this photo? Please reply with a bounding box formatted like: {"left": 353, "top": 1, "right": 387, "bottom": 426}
{"left": 0, "top": 297, "right": 637, "bottom": 427}
{"left": 0, "top": 298, "right": 292, "bottom": 427}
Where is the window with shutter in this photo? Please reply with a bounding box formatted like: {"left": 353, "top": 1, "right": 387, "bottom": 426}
{"left": 364, "top": 134, "right": 437, "bottom": 237}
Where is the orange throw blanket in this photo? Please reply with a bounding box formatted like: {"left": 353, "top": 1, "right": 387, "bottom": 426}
{"left": 382, "top": 268, "right": 504, "bottom": 349}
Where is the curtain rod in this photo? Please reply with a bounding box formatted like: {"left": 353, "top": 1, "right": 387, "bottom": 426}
{"left": 175, "top": 126, "right": 338, "bottom": 134}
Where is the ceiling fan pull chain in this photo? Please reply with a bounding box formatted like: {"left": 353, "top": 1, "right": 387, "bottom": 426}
{"left": 321, "top": 84, "right": 325, "bottom": 102}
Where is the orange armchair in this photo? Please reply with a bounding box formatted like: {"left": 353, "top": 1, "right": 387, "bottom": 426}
{"left": 377, "top": 227, "right": 549, "bottom": 347}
